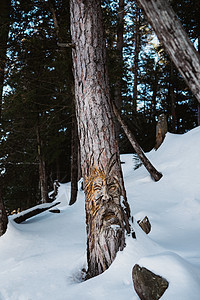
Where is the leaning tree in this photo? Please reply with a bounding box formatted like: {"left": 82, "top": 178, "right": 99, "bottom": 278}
{"left": 137, "top": 0, "right": 200, "bottom": 105}
{"left": 70, "top": 0, "right": 131, "bottom": 278}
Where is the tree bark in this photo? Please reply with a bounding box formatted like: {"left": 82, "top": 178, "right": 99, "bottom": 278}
{"left": 0, "top": 189, "right": 8, "bottom": 236}
{"left": 36, "top": 116, "right": 49, "bottom": 203}
{"left": 137, "top": 0, "right": 200, "bottom": 104}
{"left": 112, "top": 102, "right": 162, "bottom": 181}
{"left": 170, "top": 62, "right": 176, "bottom": 132}
{"left": 69, "top": 114, "right": 79, "bottom": 205}
{"left": 70, "top": 0, "right": 131, "bottom": 278}
{"left": 0, "top": 0, "right": 11, "bottom": 119}
{"left": 133, "top": 3, "right": 141, "bottom": 113}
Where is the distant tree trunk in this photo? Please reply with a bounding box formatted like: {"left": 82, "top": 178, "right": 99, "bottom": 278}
{"left": 36, "top": 116, "right": 49, "bottom": 203}
{"left": 133, "top": 3, "right": 141, "bottom": 113}
{"left": 137, "top": 0, "right": 200, "bottom": 105}
{"left": 0, "top": 0, "right": 11, "bottom": 119}
{"left": 155, "top": 113, "right": 168, "bottom": 150}
{"left": 0, "top": 189, "right": 8, "bottom": 237}
{"left": 114, "top": 0, "right": 124, "bottom": 139}
{"left": 112, "top": 102, "right": 162, "bottom": 181}
{"left": 69, "top": 114, "right": 79, "bottom": 205}
{"left": 70, "top": 0, "right": 131, "bottom": 279}
{"left": 170, "top": 62, "right": 176, "bottom": 132}
{"left": 151, "top": 63, "right": 158, "bottom": 117}
{"left": 0, "top": 0, "right": 11, "bottom": 236}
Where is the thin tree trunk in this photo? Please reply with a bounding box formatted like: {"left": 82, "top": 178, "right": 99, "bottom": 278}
{"left": 0, "top": 189, "right": 8, "bottom": 236}
{"left": 36, "top": 116, "right": 49, "bottom": 203}
{"left": 112, "top": 102, "right": 163, "bottom": 181}
{"left": 69, "top": 114, "right": 79, "bottom": 205}
{"left": 114, "top": 0, "right": 124, "bottom": 139}
{"left": 49, "top": 1, "right": 80, "bottom": 204}
{"left": 152, "top": 64, "right": 158, "bottom": 117}
{"left": 0, "top": 0, "right": 11, "bottom": 236}
{"left": 70, "top": 0, "right": 131, "bottom": 278}
{"left": 170, "top": 62, "right": 176, "bottom": 133}
{"left": 0, "top": 0, "right": 11, "bottom": 119}
{"left": 137, "top": 0, "right": 200, "bottom": 104}
{"left": 133, "top": 3, "right": 140, "bottom": 113}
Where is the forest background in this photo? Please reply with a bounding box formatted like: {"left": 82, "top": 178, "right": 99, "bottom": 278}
{"left": 0, "top": 0, "right": 199, "bottom": 213}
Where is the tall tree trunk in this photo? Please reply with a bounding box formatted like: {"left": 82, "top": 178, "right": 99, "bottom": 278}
{"left": 170, "top": 62, "right": 176, "bottom": 132}
{"left": 137, "top": 0, "right": 200, "bottom": 104}
{"left": 0, "top": 0, "right": 10, "bottom": 236}
{"left": 36, "top": 116, "right": 49, "bottom": 203}
{"left": 133, "top": 3, "right": 140, "bottom": 113}
{"left": 114, "top": 0, "right": 124, "bottom": 139}
{"left": 69, "top": 114, "right": 79, "bottom": 205}
{"left": 0, "top": 0, "right": 11, "bottom": 119}
{"left": 0, "top": 189, "right": 8, "bottom": 237}
{"left": 49, "top": 0, "right": 80, "bottom": 204}
{"left": 70, "top": 0, "right": 131, "bottom": 279}
{"left": 151, "top": 63, "right": 158, "bottom": 117}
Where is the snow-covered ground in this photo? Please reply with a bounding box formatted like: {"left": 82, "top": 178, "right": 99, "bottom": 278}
{"left": 1, "top": 127, "right": 200, "bottom": 299}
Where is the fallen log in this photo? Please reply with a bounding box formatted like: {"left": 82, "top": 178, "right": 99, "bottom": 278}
{"left": 13, "top": 202, "right": 60, "bottom": 224}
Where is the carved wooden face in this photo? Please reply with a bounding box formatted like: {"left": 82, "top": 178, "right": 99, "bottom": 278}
{"left": 85, "top": 155, "right": 123, "bottom": 229}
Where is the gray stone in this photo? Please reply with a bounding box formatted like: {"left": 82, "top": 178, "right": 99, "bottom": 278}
{"left": 132, "top": 264, "right": 169, "bottom": 300}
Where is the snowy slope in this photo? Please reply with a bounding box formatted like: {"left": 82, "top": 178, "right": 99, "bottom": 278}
{"left": 1, "top": 127, "right": 200, "bottom": 299}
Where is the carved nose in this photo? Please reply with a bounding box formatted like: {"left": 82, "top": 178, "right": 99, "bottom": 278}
{"left": 102, "top": 187, "right": 110, "bottom": 202}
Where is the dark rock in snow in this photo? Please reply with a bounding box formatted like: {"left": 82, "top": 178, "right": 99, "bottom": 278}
{"left": 132, "top": 264, "right": 169, "bottom": 300}
{"left": 49, "top": 208, "right": 60, "bottom": 213}
{"left": 137, "top": 216, "right": 151, "bottom": 234}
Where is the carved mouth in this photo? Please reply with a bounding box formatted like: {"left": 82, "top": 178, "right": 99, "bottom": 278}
{"left": 101, "top": 209, "right": 120, "bottom": 226}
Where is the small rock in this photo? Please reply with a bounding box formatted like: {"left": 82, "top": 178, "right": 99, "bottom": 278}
{"left": 137, "top": 216, "right": 151, "bottom": 234}
{"left": 132, "top": 264, "right": 169, "bottom": 300}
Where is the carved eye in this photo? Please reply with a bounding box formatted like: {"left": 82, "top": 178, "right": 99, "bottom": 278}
{"left": 108, "top": 184, "right": 117, "bottom": 192}
{"left": 93, "top": 183, "right": 102, "bottom": 191}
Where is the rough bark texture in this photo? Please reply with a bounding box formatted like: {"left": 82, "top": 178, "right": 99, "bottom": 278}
{"left": 137, "top": 0, "right": 200, "bottom": 104}
{"left": 0, "top": 190, "right": 8, "bottom": 236}
{"left": 112, "top": 102, "right": 162, "bottom": 181}
{"left": 70, "top": 0, "right": 130, "bottom": 278}
{"left": 0, "top": 0, "right": 11, "bottom": 119}
{"left": 132, "top": 264, "right": 169, "bottom": 300}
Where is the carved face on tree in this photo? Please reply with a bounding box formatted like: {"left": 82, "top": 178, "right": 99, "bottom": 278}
{"left": 85, "top": 154, "right": 124, "bottom": 229}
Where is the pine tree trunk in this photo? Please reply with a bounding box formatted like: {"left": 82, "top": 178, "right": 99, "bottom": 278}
{"left": 0, "top": 0, "right": 11, "bottom": 119}
{"left": 36, "top": 117, "right": 49, "bottom": 203}
{"left": 70, "top": 0, "right": 130, "bottom": 278}
{"left": 137, "top": 0, "right": 200, "bottom": 104}
{"left": 133, "top": 3, "right": 140, "bottom": 113}
{"left": 0, "top": 189, "right": 8, "bottom": 237}
{"left": 69, "top": 114, "right": 79, "bottom": 205}
{"left": 114, "top": 0, "right": 124, "bottom": 139}
{"left": 170, "top": 62, "right": 176, "bottom": 132}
